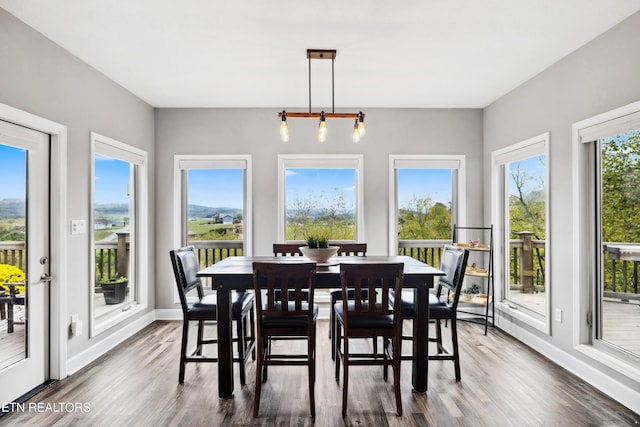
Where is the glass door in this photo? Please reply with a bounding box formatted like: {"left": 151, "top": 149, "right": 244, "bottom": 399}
{"left": 0, "top": 120, "right": 50, "bottom": 403}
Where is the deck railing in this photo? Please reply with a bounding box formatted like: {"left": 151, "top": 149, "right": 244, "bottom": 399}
{"left": 398, "top": 240, "right": 450, "bottom": 267}
{"left": 0, "top": 242, "right": 25, "bottom": 271}
{"left": 3, "top": 235, "right": 639, "bottom": 301}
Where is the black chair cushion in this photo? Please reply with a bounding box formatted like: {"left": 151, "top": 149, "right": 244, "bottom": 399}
{"left": 392, "top": 291, "right": 445, "bottom": 318}
{"left": 261, "top": 302, "right": 319, "bottom": 328}
{"left": 189, "top": 291, "right": 254, "bottom": 320}
{"left": 428, "top": 303, "right": 455, "bottom": 320}
{"left": 334, "top": 302, "right": 394, "bottom": 329}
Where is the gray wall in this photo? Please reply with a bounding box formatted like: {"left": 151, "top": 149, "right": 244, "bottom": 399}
{"left": 484, "top": 12, "right": 640, "bottom": 396}
{"left": 154, "top": 108, "right": 483, "bottom": 309}
{"left": 0, "top": 9, "right": 155, "bottom": 358}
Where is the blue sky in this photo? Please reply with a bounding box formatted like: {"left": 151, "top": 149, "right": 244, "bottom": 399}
{"left": 508, "top": 155, "right": 546, "bottom": 196}
{"left": 397, "top": 169, "right": 452, "bottom": 207}
{"left": 286, "top": 168, "right": 356, "bottom": 211}
{"left": 94, "top": 155, "right": 131, "bottom": 204}
{"left": 0, "top": 145, "right": 26, "bottom": 199}
{"left": 188, "top": 169, "right": 243, "bottom": 207}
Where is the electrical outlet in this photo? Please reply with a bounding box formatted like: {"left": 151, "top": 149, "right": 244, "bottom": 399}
{"left": 555, "top": 308, "right": 562, "bottom": 323}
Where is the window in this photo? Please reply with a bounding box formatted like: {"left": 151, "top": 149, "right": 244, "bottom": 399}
{"left": 278, "top": 155, "right": 363, "bottom": 243}
{"left": 174, "top": 155, "right": 252, "bottom": 291}
{"left": 90, "top": 133, "right": 148, "bottom": 335}
{"left": 492, "top": 133, "right": 550, "bottom": 333}
{"left": 574, "top": 102, "right": 640, "bottom": 369}
{"left": 389, "top": 155, "right": 465, "bottom": 256}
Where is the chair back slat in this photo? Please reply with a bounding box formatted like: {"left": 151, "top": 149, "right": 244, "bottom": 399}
{"left": 253, "top": 262, "right": 316, "bottom": 317}
{"left": 339, "top": 263, "right": 404, "bottom": 321}
{"left": 273, "top": 243, "right": 304, "bottom": 256}
{"left": 336, "top": 243, "right": 367, "bottom": 256}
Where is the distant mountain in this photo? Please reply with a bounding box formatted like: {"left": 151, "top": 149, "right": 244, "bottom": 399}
{"left": 188, "top": 204, "right": 242, "bottom": 219}
{"left": 0, "top": 199, "right": 242, "bottom": 221}
{"left": 0, "top": 198, "right": 25, "bottom": 219}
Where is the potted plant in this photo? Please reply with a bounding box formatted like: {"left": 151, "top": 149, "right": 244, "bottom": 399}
{"left": 460, "top": 283, "right": 481, "bottom": 302}
{"left": 299, "top": 233, "right": 339, "bottom": 263}
{"left": 100, "top": 275, "right": 128, "bottom": 305}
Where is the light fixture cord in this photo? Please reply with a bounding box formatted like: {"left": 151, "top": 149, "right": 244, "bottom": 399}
{"left": 308, "top": 55, "right": 312, "bottom": 114}
{"left": 331, "top": 55, "right": 335, "bottom": 114}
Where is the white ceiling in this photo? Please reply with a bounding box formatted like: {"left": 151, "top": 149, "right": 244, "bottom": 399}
{"left": 2, "top": 1, "right": 639, "bottom": 109}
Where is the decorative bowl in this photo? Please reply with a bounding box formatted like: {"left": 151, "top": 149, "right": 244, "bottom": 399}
{"left": 299, "top": 246, "right": 339, "bottom": 263}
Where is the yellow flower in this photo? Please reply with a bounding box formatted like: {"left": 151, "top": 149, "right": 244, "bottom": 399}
{"left": 0, "top": 264, "right": 26, "bottom": 294}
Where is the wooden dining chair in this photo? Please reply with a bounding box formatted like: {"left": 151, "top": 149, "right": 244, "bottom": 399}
{"left": 169, "top": 246, "right": 256, "bottom": 385}
{"left": 329, "top": 243, "right": 368, "bottom": 360}
{"left": 252, "top": 261, "right": 318, "bottom": 417}
{"left": 334, "top": 262, "right": 404, "bottom": 416}
{"left": 272, "top": 243, "right": 304, "bottom": 256}
{"left": 397, "top": 244, "right": 469, "bottom": 381}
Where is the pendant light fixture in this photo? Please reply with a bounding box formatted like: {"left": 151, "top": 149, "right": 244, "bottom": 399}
{"left": 278, "top": 49, "right": 365, "bottom": 143}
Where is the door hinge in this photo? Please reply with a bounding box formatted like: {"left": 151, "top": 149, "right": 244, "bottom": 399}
{"left": 586, "top": 310, "right": 593, "bottom": 328}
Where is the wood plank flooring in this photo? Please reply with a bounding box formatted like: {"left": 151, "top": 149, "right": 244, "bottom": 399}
{"left": 1, "top": 319, "right": 639, "bottom": 426}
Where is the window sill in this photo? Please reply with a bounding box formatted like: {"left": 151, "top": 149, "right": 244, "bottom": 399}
{"left": 91, "top": 302, "right": 146, "bottom": 337}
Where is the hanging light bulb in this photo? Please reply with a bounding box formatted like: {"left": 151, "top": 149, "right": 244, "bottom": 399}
{"left": 357, "top": 111, "right": 366, "bottom": 136}
{"left": 280, "top": 110, "right": 289, "bottom": 142}
{"left": 352, "top": 119, "right": 361, "bottom": 143}
{"left": 318, "top": 110, "right": 327, "bottom": 142}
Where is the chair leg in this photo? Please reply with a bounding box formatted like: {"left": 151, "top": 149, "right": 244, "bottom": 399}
{"left": 179, "top": 320, "right": 190, "bottom": 383}
{"left": 236, "top": 313, "right": 246, "bottom": 386}
{"left": 330, "top": 297, "right": 337, "bottom": 360}
{"left": 451, "top": 319, "right": 461, "bottom": 381}
{"left": 383, "top": 337, "right": 389, "bottom": 381}
{"left": 335, "top": 325, "right": 342, "bottom": 381}
{"left": 254, "top": 332, "right": 264, "bottom": 417}
{"left": 309, "top": 331, "right": 316, "bottom": 418}
{"left": 250, "top": 306, "right": 256, "bottom": 360}
{"left": 341, "top": 339, "right": 349, "bottom": 417}
{"left": 435, "top": 319, "right": 444, "bottom": 353}
{"left": 196, "top": 320, "right": 204, "bottom": 355}
{"left": 393, "top": 335, "right": 403, "bottom": 416}
{"left": 262, "top": 337, "right": 269, "bottom": 382}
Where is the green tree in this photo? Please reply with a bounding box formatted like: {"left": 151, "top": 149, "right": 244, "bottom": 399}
{"left": 398, "top": 196, "right": 451, "bottom": 240}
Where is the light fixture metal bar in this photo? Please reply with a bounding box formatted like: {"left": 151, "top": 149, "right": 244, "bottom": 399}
{"left": 278, "top": 112, "right": 364, "bottom": 119}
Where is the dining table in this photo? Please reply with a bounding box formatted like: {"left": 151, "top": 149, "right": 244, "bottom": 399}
{"left": 196, "top": 255, "right": 444, "bottom": 399}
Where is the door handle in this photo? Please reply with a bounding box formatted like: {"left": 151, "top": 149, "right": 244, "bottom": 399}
{"left": 40, "top": 273, "right": 52, "bottom": 283}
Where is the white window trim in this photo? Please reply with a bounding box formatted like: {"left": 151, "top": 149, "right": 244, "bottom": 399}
{"left": 90, "top": 132, "right": 148, "bottom": 337}
{"left": 491, "top": 132, "right": 551, "bottom": 335}
{"left": 277, "top": 154, "right": 364, "bottom": 243}
{"left": 173, "top": 154, "right": 253, "bottom": 255}
{"left": 572, "top": 100, "right": 640, "bottom": 382}
{"left": 388, "top": 154, "right": 466, "bottom": 255}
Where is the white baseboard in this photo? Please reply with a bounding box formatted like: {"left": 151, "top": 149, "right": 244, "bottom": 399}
{"left": 65, "top": 311, "right": 156, "bottom": 375}
{"left": 495, "top": 310, "right": 640, "bottom": 414}
{"left": 154, "top": 308, "right": 182, "bottom": 320}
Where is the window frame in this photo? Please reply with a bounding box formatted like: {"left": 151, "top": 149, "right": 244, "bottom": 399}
{"left": 277, "top": 154, "right": 364, "bottom": 243}
{"left": 173, "top": 154, "right": 253, "bottom": 255}
{"left": 572, "top": 100, "right": 640, "bottom": 380}
{"left": 491, "top": 132, "right": 551, "bottom": 334}
{"left": 388, "top": 154, "right": 466, "bottom": 255}
{"left": 89, "top": 132, "right": 148, "bottom": 337}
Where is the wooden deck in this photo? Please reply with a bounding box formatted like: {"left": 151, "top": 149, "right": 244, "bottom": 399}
{"left": 1, "top": 319, "right": 638, "bottom": 426}
{"left": 0, "top": 304, "right": 25, "bottom": 371}
{"left": 602, "top": 299, "right": 640, "bottom": 354}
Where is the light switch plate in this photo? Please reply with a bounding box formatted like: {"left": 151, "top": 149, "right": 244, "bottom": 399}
{"left": 71, "top": 219, "right": 87, "bottom": 235}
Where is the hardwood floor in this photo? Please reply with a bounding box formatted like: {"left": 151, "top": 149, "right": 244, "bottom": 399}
{"left": 2, "top": 319, "right": 638, "bottom": 426}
